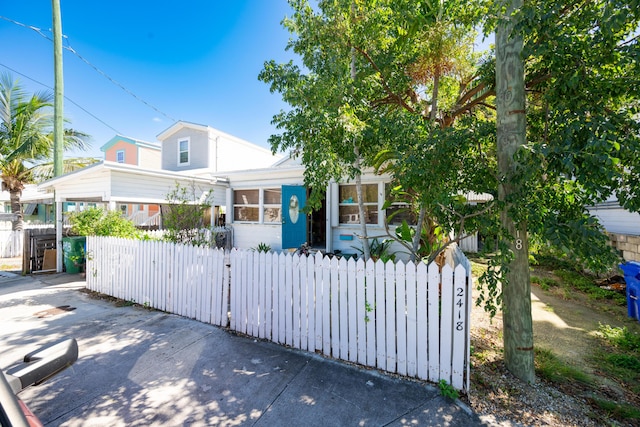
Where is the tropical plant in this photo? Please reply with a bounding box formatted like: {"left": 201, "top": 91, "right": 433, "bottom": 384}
{"left": 252, "top": 242, "right": 272, "bottom": 253}
{"left": 0, "top": 73, "right": 89, "bottom": 230}
{"left": 353, "top": 238, "right": 395, "bottom": 263}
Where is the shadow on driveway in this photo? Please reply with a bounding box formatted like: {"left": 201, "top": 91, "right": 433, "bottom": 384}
{"left": 1, "top": 274, "right": 486, "bottom": 426}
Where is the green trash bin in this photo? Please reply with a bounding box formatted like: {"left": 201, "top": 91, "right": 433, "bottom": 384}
{"left": 62, "top": 236, "right": 86, "bottom": 274}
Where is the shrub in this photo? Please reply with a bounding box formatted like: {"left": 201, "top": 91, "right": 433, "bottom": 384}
{"left": 163, "top": 182, "right": 213, "bottom": 246}
{"left": 68, "top": 207, "right": 140, "bottom": 239}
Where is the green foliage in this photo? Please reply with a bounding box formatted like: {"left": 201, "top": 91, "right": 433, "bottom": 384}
{"left": 261, "top": 1, "right": 640, "bottom": 382}
{"left": 476, "top": 241, "right": 512, "bottom": 318}
{"left": 438, "top": 379, "right": 460, "bottom": 400}
{"left": 68, "top": 207, "right": 140, "bottom": 239}
{"left": 591, "top": 398, "right": 640, "bottom": 421}
{"left": 253, "top": 243, "right": 272, "bottom": 253}
{"left": 0, "top": 73, "right": 89, "bottom": 229}
{"left": 364, "top": 300, "right": 373, "bottom": 323}
{"left": 593, "top": 324, "right": 640, "bottom": 411}
{"left": 534, "top": 347, "right": 593, "bottom": 386}
{"left": 598, "top": 324, "right": 640, "bottom": 352}
{"left": 353, "top": 238, "right": 395, "bottom": 262}
{"left": 530, "top": 276, "right": 558, "bottom": 291}
{"left": 604, "top": 354, "right": 640, "bottom": 371}
{"left": 163, "top": 182, "right": 213, "bottom": 246}
{"left": 554, "top": 270, "right": 626, "bottom": 305}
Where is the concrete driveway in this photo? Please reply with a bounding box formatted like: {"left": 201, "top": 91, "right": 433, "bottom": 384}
{"left": 0, "top": 273, "right": 487, "bottom": 426}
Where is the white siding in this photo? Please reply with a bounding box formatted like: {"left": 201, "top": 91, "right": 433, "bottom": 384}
{"left": 53, "top": 170, "right": 111, "bottom": 201}
{"left": 232, "top": 223, "right": 283, "bottom": 251}
{"left": 590, "top": 205, "right": 640, "bottom": 236}
{"left": 215, "top": 134, "right": 279, "bottom": 172}
{"left": 138, "top": 146, "right": 161, "bottom": 169}
{"left": 110, "top": 171, "right": 218, "bottom": 203}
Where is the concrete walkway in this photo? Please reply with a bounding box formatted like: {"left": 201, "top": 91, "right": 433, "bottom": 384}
{"left": 0, "top": 273, "right": 488, "bottom": 426}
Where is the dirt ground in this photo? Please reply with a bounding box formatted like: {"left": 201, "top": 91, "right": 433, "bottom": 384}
{"left": 468, "top": 265, "right": 640, "bottom": 426}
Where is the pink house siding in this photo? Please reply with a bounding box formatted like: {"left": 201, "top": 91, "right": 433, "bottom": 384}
{"left": 104, "top": 140, "right": 138, "bottom": 165}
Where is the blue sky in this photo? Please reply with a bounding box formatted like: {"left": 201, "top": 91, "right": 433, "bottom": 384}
{"left": 0, "top": 1, "right": 296, "bottom": 158}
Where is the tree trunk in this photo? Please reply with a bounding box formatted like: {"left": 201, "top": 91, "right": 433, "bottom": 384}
{"left": 350, "top": 19, "right": 370, "bottom": 261}
{"left": 9, "top": 189, "right": 23, "bottom": 231}
{"left": 410, "top": 205, "right": 427, "bottom": 262}
{"left": 354, "top": 147, "right": 370, "bottom": 261}
{"left": 496, "top": 0, "right": 535, "bottom": 383}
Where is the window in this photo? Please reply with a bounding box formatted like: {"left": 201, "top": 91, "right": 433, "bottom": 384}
{"left": 178, "top": 138, "right": 190, "bottom": 165}
{"left": 233, "top": 189, "right": 259, "bottom": 222}
{"left": 263, "top": 188, "right": 282, "bottom": 223}
{"left": 339, "top": 184, "right": 379, "bottom": 225}
{"left": 384, "top": 184, "right": 417, "bottom": 226}
{"left": 116, "top": 150, "right": 125, "bottom": 163}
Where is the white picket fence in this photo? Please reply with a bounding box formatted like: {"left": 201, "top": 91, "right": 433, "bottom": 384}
{"left": 86, "top": 236, "right": 472, "bottom": 392}
{"left": 0, "top": 224, "right": 57, "bottom": 258}
{"left": 0, "top": 229, "right": 23, "bottom": 258}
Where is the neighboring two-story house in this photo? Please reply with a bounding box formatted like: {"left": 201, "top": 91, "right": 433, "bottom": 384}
{"left": 39, "top": 121, "right": 282, "bottom": 231}
{"left": 101, "top": 135, "right": 162, "bottom": 169}
{"left": 100, "top": 135, "right": 163, "bottom": 226}
{"left": 157, "top": 121, "right": 278, "bottom": 174}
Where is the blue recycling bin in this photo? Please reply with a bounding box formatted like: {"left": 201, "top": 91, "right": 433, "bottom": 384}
{"left": 619, "top": 262, "right": 640, "bottom": 322}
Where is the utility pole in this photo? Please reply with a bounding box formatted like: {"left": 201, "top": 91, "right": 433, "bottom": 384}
{"left": 52, "top": 0, "right": 63, "bottom": 176}
{"left": 52, "top": 0, "right": 64, "bottom": 273}
{"left": 496, "top": 0, "right": 535, "bottom": 383}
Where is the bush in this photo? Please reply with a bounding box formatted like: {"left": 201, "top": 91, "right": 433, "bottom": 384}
{"left": 163, "top": 182, "right": 213, "bottom": 246}
{"left": 68, "top": 207, "right": 141, "bottom": 239}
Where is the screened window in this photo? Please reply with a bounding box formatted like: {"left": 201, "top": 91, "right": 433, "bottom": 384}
{"left": 263, "top": 188, "right": 282, "bottom": 223}
{"left": 178, "top": 138, "right": 190, "bottom": 165}
{"left": 339, "top": 184, "right": 378, "bottom": 225}
{"left": 233, "top": 189, "right": 259, "bottom": 222}
{"left": 385, "top": 184, "right": 417, "bottom": 226}
{"left": 116, "top": 150, "right": 125, "bottom": 163}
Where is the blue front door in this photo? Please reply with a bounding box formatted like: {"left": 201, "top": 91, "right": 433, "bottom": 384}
{"left": 282, "top": 185, "right": 307, "bottom": 249}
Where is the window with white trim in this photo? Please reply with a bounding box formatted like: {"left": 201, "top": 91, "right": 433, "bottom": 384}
{"left": 116, "top": 150, "right": 125, "bottom": 163}
{"left": 178, "top": 137, "right": 190, "bottom": 165}
{"left": 338, "top": 184, "right": 379, "bottom": 225}
{"left": 233, "top": 189, "right": 259, "bottom": 222}
{"left": 263, "top": 188, "right": 282, "bottom": 223}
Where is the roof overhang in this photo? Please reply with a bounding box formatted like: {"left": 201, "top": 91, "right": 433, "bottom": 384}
{"left": 38, "top": 161, "right": 228, "bottom": 204}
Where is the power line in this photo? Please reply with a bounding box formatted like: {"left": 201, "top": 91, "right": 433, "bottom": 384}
{"left": 63, "top": 40, "right": 177, "bottom": 123}
{"left": 0, "top": 62, "right": 123, "bottom": 135}
{"left": 0, "top": 15, "right": 177, "bottom": 123}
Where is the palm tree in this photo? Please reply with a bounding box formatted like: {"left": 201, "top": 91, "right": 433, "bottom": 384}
{"left": 0, "top": 73, "right": 89, "bottom": 230}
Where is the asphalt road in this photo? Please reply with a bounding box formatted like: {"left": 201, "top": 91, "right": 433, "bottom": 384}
{"left": 0, "top": 272, "right": 489, "bottom": 426}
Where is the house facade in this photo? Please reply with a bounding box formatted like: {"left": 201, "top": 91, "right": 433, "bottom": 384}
{"left": 39, "top": 121, "right": 283, "bottom": 235}
{"left": 157, "top": 121, "right": 279, "bottom": 174}
{"left": 100, "top": 135, "right": 163, "bottom": 224}
{"left": 213, "top": 154, "right": 423, "bottom": 258}
{"left": 40, "top": 120, "right": 489, "bottom": 261}
{"left": 101, "top": 135, "right": 161, "bottom": 169}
